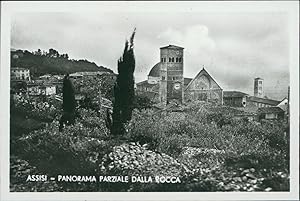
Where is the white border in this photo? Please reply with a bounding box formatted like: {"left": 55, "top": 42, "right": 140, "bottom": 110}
{"left": 1, "top": 1, "right": 299, "bottom": 201}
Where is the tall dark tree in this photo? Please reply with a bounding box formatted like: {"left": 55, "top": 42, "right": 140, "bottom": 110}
{"left": 59, "top": 74, "right": 76, "bottom": 131}
{"left": 110, "top": 28, "right": 136, "bottom": 136}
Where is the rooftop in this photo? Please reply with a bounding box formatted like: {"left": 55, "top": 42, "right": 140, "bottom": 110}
{"left": 248, "top": 96, "right": 280, "bottom": 106}
{"left": 148, "top": 63, "right": 160, "bottom": 77}
{"left": 160, "top": 45, "right": 184, "bottom": 50}
{"left": 224, "top": 91, "right": 249, "bottom": 98}
{"left": 11, "top": 67, "right": 29, "bottom": 70}
{"left": 184, "top": 78, "right": 192, "bottom": 86}
{"left": 257, "top": 107, "right": 284, "bottom": 114}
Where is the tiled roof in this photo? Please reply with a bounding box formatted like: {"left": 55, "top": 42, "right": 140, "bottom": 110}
{"left": 136, "top": 80, "right": 158, "bottom": 88}
{"left": 160, "top": 45, "right": 184, "bottom": 50}
{"left": 257, "top": 107, "right": 284, "bottom": 114}
{"left": 248, "top": 96, "right": 280, "bottom": 106}
{"left": 224, "top": 91, "right": 249, "bottom": 98}
{"left": 11, "top": 67, "right": 29, "bottom": 70}
{"left": 184, "top": 78, "right": 192, "bottom": 86}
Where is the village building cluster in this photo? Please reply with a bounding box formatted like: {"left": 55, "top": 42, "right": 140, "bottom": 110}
{"left": 10, "top": 44, "right": 288, "bottom": 121}
{"left": 10, "top": 67, "right": 116, "bottom": 106}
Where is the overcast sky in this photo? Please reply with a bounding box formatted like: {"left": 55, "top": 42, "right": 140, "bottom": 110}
{"left": 11, "top": 6, "right": 291, "bottom": 100}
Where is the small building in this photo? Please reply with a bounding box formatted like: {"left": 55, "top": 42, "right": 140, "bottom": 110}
{"left": 136, "top": 80, "right": 158, "bottom": 93}
{"left": 223, "top": 91, "right": 249, "bottom": 107}
{"left": 69, "top": 72, "right": 83, "bottom": 79}
{"left": 39, "top": 74, "right": 52, "bottom": 79}
{"left": 11, "top": 67, "right": 31, "bottom": 81}
{"left": 277, "top": 97, "right": 288, "bottom": 112}
{"left": 247, "top": 96, "right": 280, "bottom": 108}
{"left": 27, "top": 84, "right": 56, "bottom": 96}
{"left": 257, "top": 107, "right": 284, "bottom": 120}
{"left": 39, "top": 74, "right": 64, "bottom": 81}
{"left": 136, "top": 81, "right": 159, "bottom": 102}
{"left": 69, "top": 71, "right": 116, "bottom": 79}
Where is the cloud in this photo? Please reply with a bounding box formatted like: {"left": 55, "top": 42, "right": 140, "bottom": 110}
{"left": 157, "top": 25, "right": 216, "bottom": 78}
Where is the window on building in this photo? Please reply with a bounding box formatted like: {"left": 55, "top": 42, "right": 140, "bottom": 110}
{"left": 179, "top": 58, "right": 182, "bottom": 62}
{"left": 161, "top": 58, "right": 164, "bottom": 62}
{"left": 259, "top": 81, "right": 262, "bottom": 84}
{"left": 176, "top": 58, "right": 178, "bottom": 62}
{"left": 164, "top": 58, "right": 166, "bottom": 62}
{"left": 162, "top": 76, "right": 165, "bottom": 80}
{"left": 172, "top": 58, "right": 174, "bottom": 62}
{"left": 169, "top": 58, "right": 171, "bottom": 62}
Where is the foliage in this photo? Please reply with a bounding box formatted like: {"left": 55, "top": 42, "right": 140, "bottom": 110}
{"left": 133, "top": 94, "right": 154, "bottom": 110}
{"left": 11, "top": 48, "right": 113, "bottom": 77}
{"left": 10, "top": 156, "right": 61, "bottom": 192}
{"left": 10, "top": 99, "right": 290, "bottom": 192}
{"left": 62, "top": 75, "right": 76, "bottom": 113}
{"left": 111, "top": 29, "right": 136, "bottom": 135}
{"left": 17, "top": 109, "right": 110, "bottom": 175}
{"left": 11, "top": 94, "right": 59, "bottom": 122}
{"left": 72, "top": 74, "right": 116, "bottom": 101}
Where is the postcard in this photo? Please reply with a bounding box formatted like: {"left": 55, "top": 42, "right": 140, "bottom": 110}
{"left": 0, "top": 1, "right": 299, "bottom": 200}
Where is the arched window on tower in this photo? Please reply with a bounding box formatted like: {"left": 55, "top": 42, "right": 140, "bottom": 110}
{"left": 161, "top": 58, "right": 164, "bottom": 62}
{"left": 176, "top": 58, "right": 178, "bottom": 62}
{"left": 169, "top": 58, "right": 172, "bottom": 62}
{"left": 171, "top": 58, "right": 174, "bottom": 62}
{"left": 179, "top": 58, "right": 182, "bottom": 62}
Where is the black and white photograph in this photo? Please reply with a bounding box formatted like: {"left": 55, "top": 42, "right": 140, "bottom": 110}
{"left": 0, "top": 1, "right": 299, "bottom": 200}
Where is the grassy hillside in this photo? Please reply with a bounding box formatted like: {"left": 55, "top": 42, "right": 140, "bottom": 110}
{"left": 11, "top": 48, "right": 114, "bottom": 77}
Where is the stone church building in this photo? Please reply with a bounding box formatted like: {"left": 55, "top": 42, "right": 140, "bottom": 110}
{"left": 136, "top": 45, "right": 223, "bottom": 105}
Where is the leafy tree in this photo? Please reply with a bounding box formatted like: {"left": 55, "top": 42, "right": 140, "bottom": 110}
{"left": 59, "top": 74, "right": 76, "bottom": 131}
{"left": 110, "top": 28, "right": 136, "bottom": 136}
{"left": 133, "top": 94, "right": 153, "bottom": 110}
{"left": 10, "top": 48, "right": 113, "bottom": 77}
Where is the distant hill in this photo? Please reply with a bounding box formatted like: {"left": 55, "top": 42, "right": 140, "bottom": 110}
{"left": 11, "top": 48, "right": 114, "bottom": 77}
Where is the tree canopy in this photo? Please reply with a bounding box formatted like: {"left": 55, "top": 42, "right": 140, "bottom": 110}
{"left": 11, "top": 48, "right": 113, "bottom": 77}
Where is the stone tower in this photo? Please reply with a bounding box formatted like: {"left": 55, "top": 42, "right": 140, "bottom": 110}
{"left": 159, "top": 45, "right": 184, "bottom": 105}
{"left": 254, "top": 77, "right": 264, "bottom": 98}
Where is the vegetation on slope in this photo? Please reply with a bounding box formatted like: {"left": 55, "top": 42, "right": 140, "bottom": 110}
{"left": 11, "top": 48, "right": 113, "bottom": 77}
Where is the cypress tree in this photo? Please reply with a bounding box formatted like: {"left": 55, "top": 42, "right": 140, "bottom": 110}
{"left": 59, "top": 74, "right": 76, "bottom": 131}
{"left": 111, "top": 29, "right": 136, "bottom": 136}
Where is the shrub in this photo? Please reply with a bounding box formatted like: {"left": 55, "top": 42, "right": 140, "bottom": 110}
{"left": 16, "top": 108, "right": 111, "bottom": 176}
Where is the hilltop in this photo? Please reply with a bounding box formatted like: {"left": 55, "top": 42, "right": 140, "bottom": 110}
{"left": 11, "top": 48, "right": 114, "bottom": 77}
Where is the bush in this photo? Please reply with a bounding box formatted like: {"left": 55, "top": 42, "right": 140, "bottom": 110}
{"left": 16, "top": 108, "right": 111, "bottom": 176}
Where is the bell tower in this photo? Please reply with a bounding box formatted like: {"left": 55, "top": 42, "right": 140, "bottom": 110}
{"left": 254, "top": 77, "right": 264, "bottom": 98}
{"left": 159, "top": 45, "right": 184, "bottom": 105}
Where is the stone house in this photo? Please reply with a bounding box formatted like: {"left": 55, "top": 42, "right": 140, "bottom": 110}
{"left": 257, "top": 107, "right": 285, "bottom": 120}
{"left": 27, "top": 83, "right": 56, "bottom": 96}
{"left": 223, "top": 91, "right": 249, "bottom": 107}
{"left": 11, "top": 67, "right": 31, "bottom": 81}
{"left": 247, "top": 96, "right": 280, "bottom": 108}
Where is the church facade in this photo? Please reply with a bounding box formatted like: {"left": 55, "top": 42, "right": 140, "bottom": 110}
{"left": 136, "top": 45, "right": 223, "bottom": 105}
